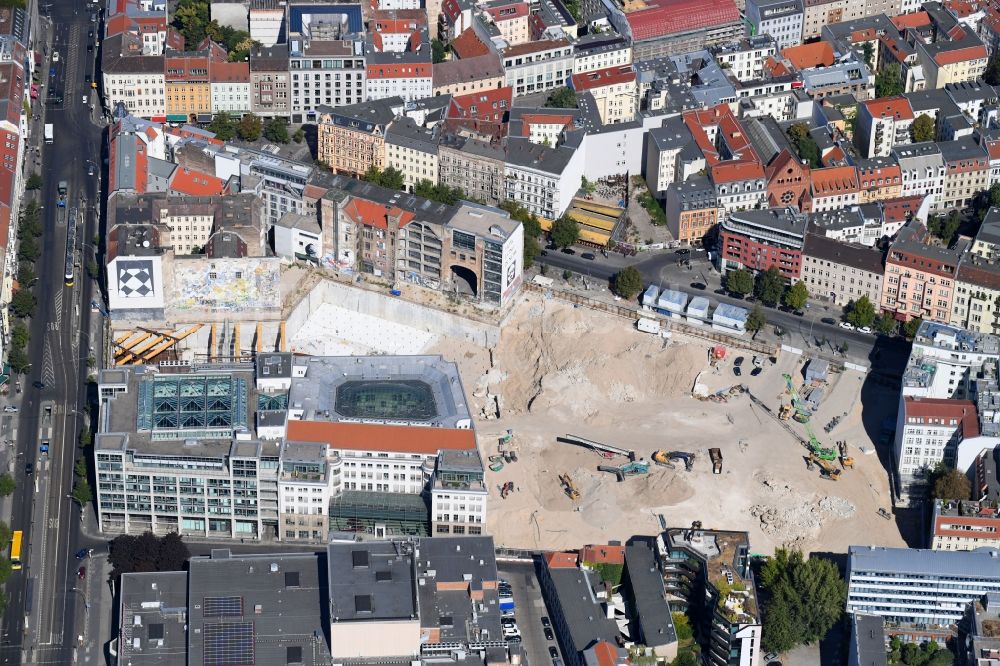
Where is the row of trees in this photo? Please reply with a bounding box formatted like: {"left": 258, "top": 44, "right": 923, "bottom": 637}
{"left": 207, "top": 113, "right": 300, "bottom": 144}
{"left": 724, "top": 267, "right": 808, "bottom": 310}
{"left": 8, "top": 200, "right": 44, "bottom": 375}
{"left": 108, "top": 532, "right": 190, "bottom": 583}
{"left": 0, "top": 521, "right": 18, "bottom": 614}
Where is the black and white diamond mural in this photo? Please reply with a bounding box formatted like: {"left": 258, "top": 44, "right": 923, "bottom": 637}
{"left": 117, "top": 259, "right": 155, "bottom": 298}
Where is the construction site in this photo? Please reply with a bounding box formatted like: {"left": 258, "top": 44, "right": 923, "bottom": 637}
{"left": 104, "top": 269, "right": 905, "bottom": 555}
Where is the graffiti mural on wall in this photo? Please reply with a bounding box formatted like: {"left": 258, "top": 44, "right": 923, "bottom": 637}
{"left": 171, "top": 258, "right": 281, "bottom": 312}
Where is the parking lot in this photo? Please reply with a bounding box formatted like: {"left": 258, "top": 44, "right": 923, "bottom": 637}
{"left": 499, "top": 560, "right": 562, "bottom": 666}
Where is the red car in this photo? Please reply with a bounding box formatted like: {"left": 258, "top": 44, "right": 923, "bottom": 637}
{"left": 77, "top": 567, "right": 86, "bottom": 579}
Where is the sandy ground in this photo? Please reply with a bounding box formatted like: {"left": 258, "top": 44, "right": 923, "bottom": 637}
{"left": 290, "top": 302, "right": 437, "bottom": 355}
{"left": 433, "top": 291, "right": 906, "bottom": 555}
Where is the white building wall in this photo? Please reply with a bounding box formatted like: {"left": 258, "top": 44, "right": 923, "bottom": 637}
{"left": 104, "top": 73, "right": 166, "bottom": 118}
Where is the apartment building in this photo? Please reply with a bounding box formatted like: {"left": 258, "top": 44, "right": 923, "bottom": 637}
{"left": 659, "top": 526, "right": 762, "bottom": 666}
{"left": 501, "top": 39, "right": 573, "bottom": 98}
{"left": 504, "top": 137, "right": 585, "bottom": 221}
{"left": 847, "top": 545, "right": 1000, "bottom": 640}
{"left": 931, "top": 500, "right": 1000, "bottom": 551}
{"left": 894, "top": 396, "right": 979, "bottom": 503}
{"left": 856, "top": 159, "right": 903, "bottom": 204}
{"left": 164, "top": 44, "right": 226, "bottom": 123}
{"left": 893, "top": 142, "right": 946, "bottom": 208}
{"left": 385, "top": 117, "right": 439, "bottom": 192}
{"left": 801, "top": 233, "right": 884, "bottom": 306}
{"left": 710, "top": 35, "right": 778, "bottom": 82}
{"left": 712, "top": 162, "right": 767, "bottom": 215}
{"left": 249, "top": 43, "right": 291, "bottom": 119}
{"left": 245, "top": 149, "right": 314, "bottom": 231}
{"left": 102, "top": 34, "right": 167, "bottom": 119}
{"left": 572, "top": 35, "right": 633, "bottom": 75}
{"left": 665, "top": 176, "right": 719, "bottom": 245}
{"left": 366, "top": 16, "right": 433, "bottom": 102}
{"left": 918, "top": 29, "right": 988, "bottom": 90}
{"left": 569, "top": 65, "right": 637, "bottom": 125}
{"left": 802, "top": 0, "right": 865, "bottom": 40}
{"left": 940, "top": 137, "right": 990, "bottom": 211}
{"left": 720, "top": 207, "right": 808, "bottom": 280}
{"left": 810, "top": 165, "right": 860, "bottom": 212}
{"left": 438, "top": 134, "right": 506, "bottom": 205}
{"left": 432, "top": 53, "right": 505, "bottom": 97}
{"left": 745, "top": 0, "right": 803, "bottom": 49}
{"left": 289, "top": 37, "right": 367, "bottom": 123}
{"left": 952, "top": 211, "right": 1000, "bottom": 334}
{"left": 209, "top": 61, "right": 250, "bottom": 115}
{"left": 881, "top": 221, "right": 964, "bottom": 323}
{"left": 645, "top": 116, "right": 699, "bottom": 197}
{"left": 858, "top": 96, "right": 914, "bottom": 158}
{"left": 317, "top": 97, "right": 402, "bottom": 177}
{"left": 482, "top": 0, "right": 531, "bottom": 45}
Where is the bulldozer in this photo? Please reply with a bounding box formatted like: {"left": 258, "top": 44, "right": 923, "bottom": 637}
{"left": 809, "top": 453, "right": 842, "bottom": 481}
{"left": 559, "top": 473, "right": 581, "bottom": 500}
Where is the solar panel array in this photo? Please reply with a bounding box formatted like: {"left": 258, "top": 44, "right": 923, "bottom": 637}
{"left": 203, "top": 621, "right": 255, "bottom": 666}
{"left": 203, "top": 596, "right": 243, "bottom": 619}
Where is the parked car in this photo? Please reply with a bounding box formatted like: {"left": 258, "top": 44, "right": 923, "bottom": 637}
{"left": 750, "top": 367, "right": 762, "bottom": 377}
{"left": 734, "top": 356, "right": 744, "bottom": 366}
{"left": 561, "top": 248, "right": 575, "bottom": 255}
{"left": 689, "top": 282, "right": 706, "bottom": 290}
{"left": 549, "top": 647, "right": 559, "bottom": 659}
{"left": 541, "top": 617, "right": 551, "bottom": 628}
{"left": 675, "top": 248, "right": 690, "bottom": 255}
{"left": 733, "top": 366, "right": 742, "bottom": 377}
{"left": 544, "top": 627, "right": 554, "bottom": 641}
{"left": 77, "top": 566, "right": 87, "bottom": 579}
{"left": 821, "top": 317, "right": 837, "bottom": 325}
{"left": 581, "top": 252, "right": 595, "bottom": 260}
{"left": 840, "top": 321, "right": 855, "bottom": 330}
{"left": 859, "top": 326, "right": 873, "bottom": 334}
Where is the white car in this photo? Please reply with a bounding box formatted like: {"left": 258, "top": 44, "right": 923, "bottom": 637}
{"left": 52, "top": 51, "right": 59, "bottom": 62}
{"left": 839, "top": 322, "right": 854, "bottom": 330}
{"left": 859, "top": 326, "right": 873, "bottom": 334}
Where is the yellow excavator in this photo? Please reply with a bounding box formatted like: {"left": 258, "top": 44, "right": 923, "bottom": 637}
{"left": 559, "top": 473, "right": 580, "bottom": 500}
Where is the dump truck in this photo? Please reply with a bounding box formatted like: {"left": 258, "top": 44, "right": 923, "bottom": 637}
{"left": 709, "top": 448, "right": 723, "bottom": 474}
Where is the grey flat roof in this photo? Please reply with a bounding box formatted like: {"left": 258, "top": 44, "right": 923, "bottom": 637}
{"left": 624, "top": 538, "right": 677, "bottom": 647}
{"left": 504, "top": 137, "right": 576, "bottom": 175}
{"left": 848, "top": 545, "right": 1000, "bottom": 579}
{"left": 803, "top": 233, "right": 884, "bottom": 275}
{"left": 187, "top": 551, "right": 327, "bottom": 666}
{"left": 851, "top": 614, "right": 887, "bottom": 666}
{"left": 118, "top": 571, "right": 189, "bottom": 666}
{"left": 547, "top": 568, "right": 620, "bottom": 654}
{"left": 328, "top": 541, "right": 418, "bottom": 622}
{"left": 257, "top": 352, "right": 293, "bottom": 379}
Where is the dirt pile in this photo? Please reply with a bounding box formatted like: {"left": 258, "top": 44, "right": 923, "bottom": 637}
{"left": 476, "top": 297, "right": 705, "bottom": 423}
{"left": 749, "top": 471, "right": 857, "bottom": 547}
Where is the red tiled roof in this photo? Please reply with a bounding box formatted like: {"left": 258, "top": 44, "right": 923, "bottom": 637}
{"left": 711, "top": 160, "right": 764, "bottom": 184}
{"left": 782, "top": 41, "right": 835, "bottom": 70}
{"left": 570, "top": 65, "right": 635, "bottom": 91}
{"left": 169, "top": 168, "right": 225, "bottom": 196}
{"left": 485, "top": 2, "right": 528, "bottom": 20}
{"left": 518, "top": 113, "right": 575, "bottom": 136}
{"left": 892, "top": 11, "right": 930, "bottom": 29}
{"left": 934, "top": 44, "right": 988, "bottom": 66}
{"left": 211, "top": 61, "right": 249, "bottom": 83}
{"left": 579, "top": 544, "right": 625, "bottom": 564}
{"left": 865, "top": 96, "right": 914, "bottom": 121}
{"left": 985, "top": 139, "right": 1000, "bottom": 160}
{"left": 902, "top": 397, "right": 979, "bottom": 438}
{"left": 543, "top": 551, "right": 578, "bottom": 569}
{"left": 882, "top": 195, "right": 925, "bottom": 221}
{"left": 287, "top": 420, "right": 477, "bottom": 454}
{"left": 810, "top": 166, "right": 859, "bottom": 196}
{"left": 625, "top": 0, "right": 739, "bottom": 42}
{"left": 591, "top": 642, "right": 619, "bottom": 666}
{"left": 858, "top": 163, "right": 901, "bottom": 187}
{"left": 450, "top": 28, "right": 490, "bottom": 58}
{"left": 343, "top": 197, "right": 415, "bottom": 230}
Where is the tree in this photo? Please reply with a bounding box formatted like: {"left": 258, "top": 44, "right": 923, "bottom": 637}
{"left": 933, "top": 468, "right": 971, "bottom": 501}
{"left": 0, "top": 521, "right": 11, "bottom": 549}
{"left": 109, "top": 532, "right": 190, "bottom": 582}
{"left": 499, "top": 200, "right": 542, "bottom": 267}
{"left": 25, "top": 173, "right": 42, "bottom": 190}
{"left": 783, "top": 281, "right": 809, "bottom": 311}
{"left": 760, "top": 549, "right": 846, "bottom": 654}
{"left": 862, "top": 41, "right": 875, "bottom": 69}
{"left": 987, "top": 51, "right": 1000, "bottom": 86}
{"left": 414, "top": 179, "right": 467, "bottom": 205}
{"left": 72, "top": 476, "right": 92, "bottom": 507}
{"left": 876, "top": 312, "right": 897, "bottom": 336}
{"left": 11, "top": 321, "right": 28, "bottom": 350}
{"left": 903, "top": 316, "right": 923, "bottom": 339}
{"left": 293, "top": 128, "right": 305, "bottom": 144}
{"left": 941, "top": 210, "right": 961, "bottom": 246}
{"left": 726, "top": 269, "right": 754, "bottom": 296}
{"left": 207, "top": 113, "right": 236, "bottom": 141}
{"left": 549, "top": 215, "right": 580, "bottom": 249}
{"left": 16, "top": 263, "right": 35, "bottom": 286}
{"left": 755, "top": 266, "right": 785, "bottom": 307}
{"left": 431, "top": 38, "right": 447, "bottom": 64}
{"left": 0, "top": 474, "right": 14, "bottom": 497}
{"left": 581, "top": 176, "right": 596, "bottom": 195}
{"left": 172, "top": 0, "right": 210, "bottom": 47}
{"left": 670, "top": 654, "right": 698, "bottom": 666}
{"left": 544, "top": 86, "right": 577, "bottom": 109}
{"left": 911, "top": 114, "right": 935, "bottom": 142}
{"left": 875, "top": 62, "right": 903, "bottom": 98}
{"left": 263, "top": 117, "right": 289, "bottom": 143}
{"left": 846, "top": 295, "right": 877, "bottom": 328}
{"left": 363, "top": 165, "right": 405, "bottom": 191}
{"left": 79, "top": 427, "right": 92, "bottom": 448}
{"left": 672, "top": 612, "right": 693, "bottom": 641}
{"left": 237, "top": 113, "right": 262, "bottom": 141}
{"left": 746, "top": 305, "right": 766, "bottom": 333}
{"left": 787, "top": 123, "right": 820, "bottom": 167}
{"left": 17, "top": 235, "right": 39, "bottom": 262}
{"left": 7, "top": 346, "right": 29, "bottom": 374}
{"left": 10, "top": 290, "right": 36, "bottom": 318}
{"left": 613, "top": 266, "right": 643, "bottom": 299}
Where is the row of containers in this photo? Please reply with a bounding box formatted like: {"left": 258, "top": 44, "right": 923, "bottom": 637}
{"left": 639, "top": 285, "right": 750, "bottom": 335}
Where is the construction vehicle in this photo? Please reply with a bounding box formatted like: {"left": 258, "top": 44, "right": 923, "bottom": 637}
{"left": 653, "top": 450, "right": 694, "bottom": 471}
{"left": 838, "top": 441, "right": 854, "bottom": 469}
{"left": 709, "top": 448, "right": 723, "bottom": 474}
{"left": 597, "top": 461, "right": 650, "bottom": 481}
{"left": 499, "top": 429, "right": 514, "bottom": 445}
{"left": 877, "top": 508, "right": 892, "bottom": 520}
{"left": 559, "top": 473, "right": 580, "bottom": 500}
{"left": 500, "top": 481, "right": 514, "bottom": 499}
{"left": 490, "top": 461, "right": 504, "bottom": 472}
{"left": 809, "top": 453, "right": 842, "bottom": 481}
{"left": 782, "top": 373, "right": 813, "bottom": 422}
{"left": 778, "top": 404, "right": 792, "bottom": 421}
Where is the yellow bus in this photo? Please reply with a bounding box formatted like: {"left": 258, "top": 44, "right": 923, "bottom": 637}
{"left": 10, "top": 530, "right": 23, "bottom": 570}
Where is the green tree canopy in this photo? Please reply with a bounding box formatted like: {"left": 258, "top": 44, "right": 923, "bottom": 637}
{"left": 612, "top": 266, "right": 643, "bottom": 300}
{"left": 876, "top": 312, "right": 897, "bottom": 336}
{"left": 263, "top": 117, "right": 290, "bottom": 143}
{"left": 787, "top": 123, "right": 820, "bottom": 167}
{"left": 432, "top": 38, "right": 447, "bottom": 64}
{"left": 846, "top": 295, "right": 877, "bottom": 328}
{"left": 25, "top": 173, "right": 41, "bottom": 190}
{"left": 903, "top": 316, "right": 923, "bottom": 339}
{"left": 499, "top": 200, "right": 542, "bottom": 267}
{"left": 760, "top": 549, "right": 846, "bottom": 654}
{"left": 10, "top": 290, "right": 36, "bottom": 319}
{"left": 11, "top": 321, "right": 28, "bottom": 349}
{"left": 783, "top": 281, "right": 809, "bottom": 311}
{"left": 364, "top": 166, "right": 406, "bottom": 191}
{"left": 755, "top": 266, "right": 785, "bottom": 306}
{"left": 207, "top": 113, "right": 237, "bottom": 141}
{"left": 7, "top": 346, "right": 29, "bottom": 375}
{"left": 0, "top": 474, "right": 14, "bottom": 497}
{"left": 237, "top": 114, "right": 262, "bottom": 141}
{"left": 911, "top": 114, "right": 935, "bottom": 142}
{"left": 746, "top": 304, "right": 767, "bottom": 333}
{"left": 108, "top": 532, "right": 191, "bottom": 582}
{"left": 544, "top": 87, "right": 578, "bottom": 109}
{"left": 16, "top": 263, "right": 35, "bottom": 287}
{"left": 549, "top": 215, "right": 580, "bottom": 248}
{"left": 933, "top": 468, "right": 971, "bottom": 501}
{"left": 725, "top": 268, "right": 754, "bottom": 296}
{"left": 875, "top": 62, "right": 904, "bottom": 98}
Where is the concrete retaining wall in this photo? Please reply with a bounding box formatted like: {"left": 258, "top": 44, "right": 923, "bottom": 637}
{"left": 286, "top": 279, "right": 501, "bottom": 349}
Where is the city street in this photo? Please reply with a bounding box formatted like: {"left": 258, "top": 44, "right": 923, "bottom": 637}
{"left": 1, "top": 1, "right": 103, "bottom": 664}
{"left": 537, "top": 244, "right": 899, "bottom": 365}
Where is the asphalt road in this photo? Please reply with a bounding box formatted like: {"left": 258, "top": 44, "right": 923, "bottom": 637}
{"left": 1, "top": 2, "right": 101, "bottom": 663}
{"left": 537, "top": 245, "right": 894, "bottom": 364}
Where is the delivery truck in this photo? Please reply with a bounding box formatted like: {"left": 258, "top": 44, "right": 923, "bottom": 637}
{"left": 44, "top": 123, "right": 53, "bottom": 144}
